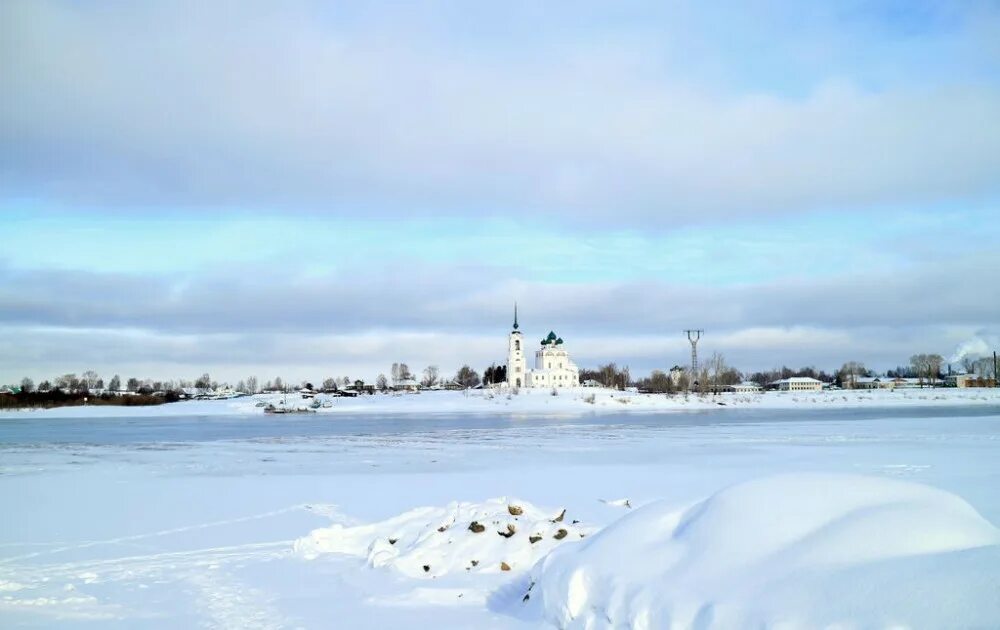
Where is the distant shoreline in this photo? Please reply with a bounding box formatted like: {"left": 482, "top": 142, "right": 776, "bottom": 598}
{"left": 3, "top": 387, "right": 999, "bottom": 420}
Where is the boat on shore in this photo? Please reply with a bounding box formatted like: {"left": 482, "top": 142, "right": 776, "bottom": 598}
{"left": 264, "top": 403, "right": 315, "bottom": 414}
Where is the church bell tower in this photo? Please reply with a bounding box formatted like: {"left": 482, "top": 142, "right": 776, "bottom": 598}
{"left": 507, "top": 304, "right": 525, "bottom": 388}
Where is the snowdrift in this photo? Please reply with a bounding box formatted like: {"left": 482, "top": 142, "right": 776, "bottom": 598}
{"left": 294, "top": 497, "right": 593, "bottom": 578}
{"left": 518, "top": 473, "right": 1000, "bottom": 629}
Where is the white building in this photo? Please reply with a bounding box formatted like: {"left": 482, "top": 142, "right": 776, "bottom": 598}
{"left": 727, "top": 381, "right": 762, "bottom": 393}
{"left": 770, "top": 377, "right": 823, "bottom": 391}
{"left": 506, "top": 307, "right": 580, "bottom": 389}
{"left": 854, "top": 376, "right": 893, "bottom": 390}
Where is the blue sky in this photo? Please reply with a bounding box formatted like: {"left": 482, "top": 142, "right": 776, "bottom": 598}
{"left": 1, "top": 1, "right": 999, "bottom": 384}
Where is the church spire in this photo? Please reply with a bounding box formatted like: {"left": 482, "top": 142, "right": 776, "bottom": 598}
{"left": 513, "top": 303, "right": 519, "bottom": 330}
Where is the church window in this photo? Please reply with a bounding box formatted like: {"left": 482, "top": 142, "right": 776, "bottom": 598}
{"left": 515, "top": 340, "right": 520, "bottom": 351}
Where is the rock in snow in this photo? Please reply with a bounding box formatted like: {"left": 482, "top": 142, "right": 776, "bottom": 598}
{"left": 294, "top": 497, "right": 592, "bottom": 578}
{"left": 520, "top": 473, "right": 1000, "bottom": 629}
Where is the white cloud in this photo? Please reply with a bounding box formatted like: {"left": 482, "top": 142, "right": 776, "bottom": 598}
{"left": 3, "top": 1, "right": 999, "bottom": 223}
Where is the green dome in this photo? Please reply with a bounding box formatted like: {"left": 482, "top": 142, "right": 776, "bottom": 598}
{"left": 546, "top": 331, "right": 557, "bottom": 341}
{"left": 555, "top": 337, "right": 563, "bottom": 345}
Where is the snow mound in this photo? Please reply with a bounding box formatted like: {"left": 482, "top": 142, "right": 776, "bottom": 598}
{"left": 294, "top": 497, "right": 593, "bottom": 578}
{"left": 519, "top": 473, "right": 1000, "bottom": 629}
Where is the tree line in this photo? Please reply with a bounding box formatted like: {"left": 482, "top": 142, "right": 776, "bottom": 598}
{"left": 8, "top": 348, "right": 987, "bottom": 406}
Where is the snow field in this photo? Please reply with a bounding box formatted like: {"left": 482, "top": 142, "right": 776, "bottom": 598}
{"left": 3, "top": 405, "right": 999, "bottom": 628}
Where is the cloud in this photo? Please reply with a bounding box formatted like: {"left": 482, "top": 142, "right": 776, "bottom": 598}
{"left": 1, "top": 248, "right": 997, "bottom": 382}
{"left": 2, "top": 1, "right": 999, "bottom": 224}
{"left": 1, "top": 248, "right": 997, "bottom": 335}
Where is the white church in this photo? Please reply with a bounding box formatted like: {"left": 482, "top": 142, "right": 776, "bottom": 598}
{"left": 506, "top": 306, "right": 581, "bottom": 389}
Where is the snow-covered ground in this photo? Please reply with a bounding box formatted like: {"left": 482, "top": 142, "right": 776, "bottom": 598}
{"left": 3, "top": 386, "right": 1000, "bottom": 419}
{"left": 1, "top": 400, "right": 999, "bottom": 628}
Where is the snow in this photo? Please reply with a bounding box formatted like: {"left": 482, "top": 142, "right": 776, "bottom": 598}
{"left": 3, "top": 386, "right": 1000, "bottom": 420}
{"left": 2, "top": 401, "right": 999, "bottom": 627}
{"left": 517, "top": 473, "right": 1000, "bottom": 628}
{"left": 294, "top": 497, "right": 594, "bottom": 577}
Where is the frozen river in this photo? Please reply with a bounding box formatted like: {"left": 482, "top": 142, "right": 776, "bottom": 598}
{"left": 2, "top": 405, "right": 999, "bottom": 627}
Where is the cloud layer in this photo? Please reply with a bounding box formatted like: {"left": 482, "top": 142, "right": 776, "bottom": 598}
{"left": 3, "top": 1, "right": 999, "bottom": 223}
{"left": 1, "top": 249, "right": 996, "bottom": 382}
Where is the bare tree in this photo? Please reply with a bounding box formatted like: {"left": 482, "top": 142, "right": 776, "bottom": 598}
{"left": 974, "top": 357, "right": 996, "bottom": 379}
{"left": 322, "top": 378, "right": 338, "bottom": 392}
{"left": 390, "top": 363, "right": 400, "bottom": 387}
{"left": 56, "top": 373, "right": 80, "bottom": 392}
{"left": 108, "top": 374, "right": 121, "bottom": 392}
{"left": 960, "top": 356, "right": 977, "bottom": 374}
{"left": 927, "top": 354, "right": 944, "bottom": 386}
{"left": 839, "top": 362, "right": 868, "bottom": 389}
{"left": 455, "top": 365, "right": 480, "bottom": 388}
{"left": 642, "top": 370, "right": 670, "bottom": 393}
{"left": 910, "top": 354, "right": 942, "bottom": 387}
{"left": 376, "top": 374, "right": 388, "bottom": 391}
{"left": 20, "top": 377, "right": 34, "bottom": 393}
{"left": 421, "top": 365, "right": 439, "bottom": 388}
{"left": 80, "top": 370, "right": 100, "bottom": 391}
{"left": 910, "top": 354, "right": 924, "bottom": 386}
{"left": 598, "top": 363, "right": 618, "bottom": 388}
{"left": 246, "top": 376, "right": 258, "bottom": 394}
{"left": 707, "top": 353, "right": 743, "bottom": 390}
{"left": 195, "top": 373, "right": 212, "bottom": 389}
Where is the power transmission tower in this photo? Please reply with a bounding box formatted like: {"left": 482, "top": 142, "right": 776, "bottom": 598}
{"left": 684, "top": 329, "right": 704, "bottom": 377}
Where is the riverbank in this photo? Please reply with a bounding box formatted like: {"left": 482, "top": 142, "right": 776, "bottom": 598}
{"left": 2, "top": 386, "right": 999, "bottom": 419}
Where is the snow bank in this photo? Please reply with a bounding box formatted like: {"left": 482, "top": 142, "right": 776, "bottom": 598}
{"left": 518, "top": 474, "right": 1000, "bottom": 629}
{"left": 294, "top": 497, "right": 593, "bottom": 578}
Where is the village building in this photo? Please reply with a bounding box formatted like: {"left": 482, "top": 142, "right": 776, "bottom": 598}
{"left": 506, "top": 306, "right": 580, "bottom": 389}
{"left": 769, "top": 376, "right": 823, "bottom": 391}
{"left": 727, "top": 381, "right": 763, "bottom": 394}
{"left": 854, "top": 376, "right": 894, "bottom": 390}
{"left": 946, "top": 373, "right": 997, "bottom": 388}
{"left": 392, "top": 378, "right": 419, "bottom": 392}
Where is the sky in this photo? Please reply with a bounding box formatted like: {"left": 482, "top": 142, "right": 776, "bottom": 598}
{"left": 1, "top": 0, "right": 999, "bottom": 385}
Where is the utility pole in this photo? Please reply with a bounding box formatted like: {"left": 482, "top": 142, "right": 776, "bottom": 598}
{"left": 684, "top": 329, "right": 704, "bottom": 380}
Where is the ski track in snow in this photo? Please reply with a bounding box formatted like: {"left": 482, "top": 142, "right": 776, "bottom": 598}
{"left": 188, "top": 569, "right": 286, "bottom": 630}
{"left": 1, "top": 540, "right": 295, "bottom": 626}
{"left": 0, "top": 504, "right": 339, "bottom": 564}
{"left": 0, "top": 505, "right": 347, "bottom": 628}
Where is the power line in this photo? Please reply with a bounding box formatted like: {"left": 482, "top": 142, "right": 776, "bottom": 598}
{"left": 684, "top": 329, "right": 704, "bottom": 378}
